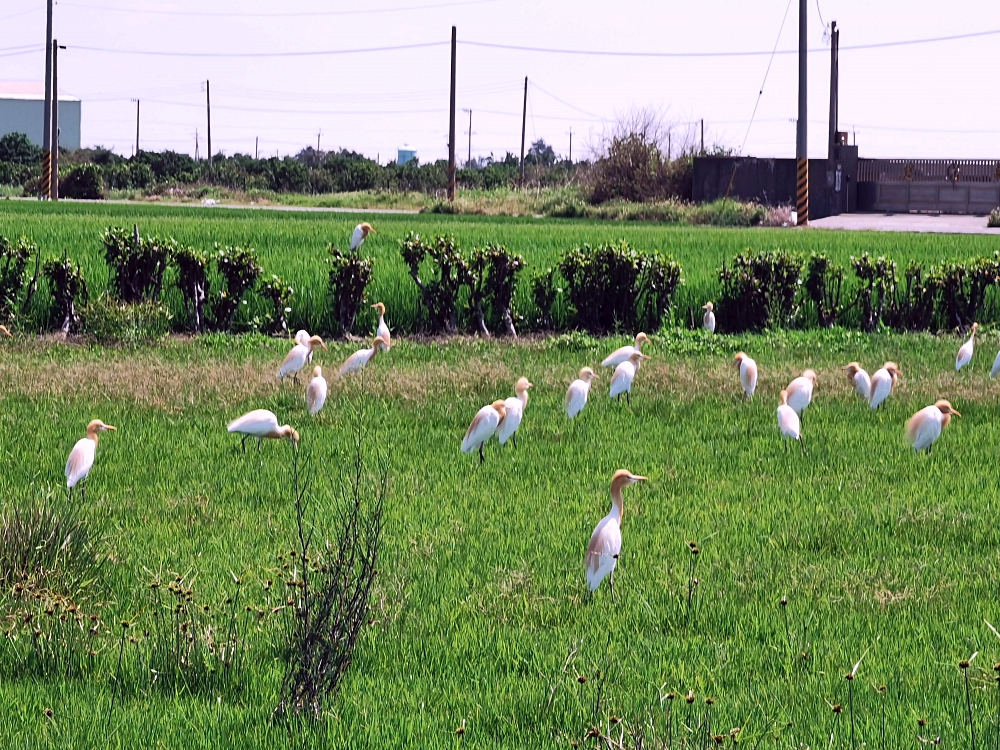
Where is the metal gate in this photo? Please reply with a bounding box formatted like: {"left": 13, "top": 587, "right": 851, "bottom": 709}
{"left": 857, "top": 159, "right": 1000, "bottom": 214}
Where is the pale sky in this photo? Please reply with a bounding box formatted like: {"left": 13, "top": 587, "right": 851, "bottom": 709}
{"left": 2, "top": 0, "right": 998, "bottom": 162}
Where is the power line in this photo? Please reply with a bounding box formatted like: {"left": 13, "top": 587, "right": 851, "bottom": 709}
{"left": 529, "top": 80, "right": 604, "bottom": 121}
{"left": 60, "top": 0, "right": 497, "bottom": 18}
{"left": 739, "top": 0, "right": 794, "bottom": 155}
{"left": 70, "top": 40, "right": 448, "bottom": 58}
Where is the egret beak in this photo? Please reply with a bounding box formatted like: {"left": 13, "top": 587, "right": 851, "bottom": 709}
{"left": 632, "top": 475, "right": 648, "bottom": 482}
{"left": 104, "top": 425, "right": 117, "bottom": 431}
{"left": 639, "top": 353, "right": 651, "bottom": 360}
{"left": 951, "top": 409, "right": 962, "bottom": 418}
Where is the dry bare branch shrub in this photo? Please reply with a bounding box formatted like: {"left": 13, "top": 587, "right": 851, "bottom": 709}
{"left": 275, "top": 374, "right": 387, "bottom": 720}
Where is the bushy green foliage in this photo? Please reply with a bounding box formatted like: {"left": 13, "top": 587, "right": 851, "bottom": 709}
{"left": 212, "top": 244, "right": 262, "bottom": 332}
{"left": 81, "top": 295, "right": 171, "bottom": 344}
{"left": 804, "top": 253, "right": 845, "bottom": 328}
{"left": 102, "top": 227, "right": 171, "bottom": 304}
{"left": 42, "top": 254, "right": 88, "bottom": 332}
{"left": 400, "top": 233, "right": 466, "bottom": 333}
{"left": 60, "top": 164, "right": 104, "bottom": 200}
{"left": 718, "top": 249, "right": 802, "bottom": 332}
{"left": 465, "top": 244, "right": 525, "bottom": 337}
{"left": 327, "top": 246, "right": 373, "bottom": 336}
{"left": 0, "top": 132, "right": 41, "bottom": 165}
{"left": 259, "top": 273, "right": 294, "bottom": 335}
{"left": 171, "top": 244, "right": 210, "bottom": 332}
{"left": 0, "top": 235, "right": 36, "bottom": 323}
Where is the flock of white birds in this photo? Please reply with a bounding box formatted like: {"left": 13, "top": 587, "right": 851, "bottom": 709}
{"left": 29, "top": 225, "right": 999, "bottom": 598}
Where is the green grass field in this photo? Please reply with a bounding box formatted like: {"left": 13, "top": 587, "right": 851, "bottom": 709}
{"left": 4, "top": 325, "right": 1000, "bottom": 748}
{"left": 3, "top": 200, "right": 999, "bottom": 334}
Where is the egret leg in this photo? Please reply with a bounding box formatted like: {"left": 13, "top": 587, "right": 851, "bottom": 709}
{"left": 241, "top": 436, "right": 247, "bottom": 454}
{"left": 783, "top": 437, "right": 788, "bottom": 453}
{"left": 799, "top": 436, "right": 807, "bottom": 456}
{"left": 616, "top": 393, "right": 620, "bottom": 402}
{"left": 626, "top": 391, "right": 631, "bottom": 406}
{"left": 479, "top": 443, "right": 485, "bottom": 464}
{"left": 609, "top": 570, "right": 616, "bottom": 604}
{"left": 80, "top": 481, "right": 86, "bottom": 504}
{"left": 512, "top": 433, "right": 517, "bottom": 449}
{"left": 68, "top": 485, "right": 72, "bottom": 504}
{"left": 257, "top": 438, "right": 262, "bottom": 452}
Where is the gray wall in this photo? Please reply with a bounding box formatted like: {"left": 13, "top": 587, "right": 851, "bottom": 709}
{"left": 0, "top": 98, "right": 82, "bottom": 151}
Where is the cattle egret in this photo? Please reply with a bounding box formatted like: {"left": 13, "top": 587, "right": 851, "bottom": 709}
{"left": 991, "top": 350, "right": 1000, "bottom": 378}
{"left": 339, "top": 334, "right": 389, "bottom": 376}
{"left": 0, "top": 325, "right": 11, "bottom": 338}
{"left": 497, "top": 377, "right": 532, "bottom": 447}
{"left": 906, "top": 399, "right": 960, "bottom": 453}
{"left": 371, "top": 302, "right": 391, "bottom": 350}
{"left": 306, "top": 366, "right": 328, "bottom": 416}
{"left": 65, "top": 419, "right": 116, "bottom": 502}
{"left": 602, "top": 333, "right": 651, "bottom": 369}
{"left": 786, "top": 369, "right": 817, "bottom": 420}
{"left": 350, "top": 222, "right": 375, "bottom": 251}
{"left": 610, "top": 351, "right": 650, "bottom": 405}
{"left": 734, "top": 352, "right": 758, "bottom": 400}
{"left": 956, "top": 323, "right": 978, "bottom": 371}
{"left": 566, "top": 367, "right": 598, "bottom": 419}
{"left": 278, "top": 335, "right": 327, "bottom": 382}
{"left": 585, "top": 469, "right": 647, "bottom": 600}
{"left": 461, "top": 400, "right": 507, "bottom": 464}
{"left": 294, "top": 329, "right": 313, "bottom": 364}
{"left": 228, "top": 409, "right": 299, "bottom": 452}
{"left": 841, "top": 362, "right": 871, "bottom": 402}
{"left": 702, "top": 302, "right": 716, "bottom": 333}
{"left": 776, "top": 390, "right": 804, "bottom": 454}
{"left": 869, "top": 362, "right": 901, "bottom": 410}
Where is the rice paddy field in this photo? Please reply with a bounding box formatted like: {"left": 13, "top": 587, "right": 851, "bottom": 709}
{"left": 3, "top": 202, "right": 1000, "bottom": 748}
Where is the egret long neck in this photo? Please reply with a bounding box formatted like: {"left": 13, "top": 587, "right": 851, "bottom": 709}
{"left": 86, "top": 426, "right": 100, "bottom": 444}
{"left": 609, "top": 485, "right": 624, "bottom": 523}
{"left": 519, "top": 389, "right": 529, "bottom": 409}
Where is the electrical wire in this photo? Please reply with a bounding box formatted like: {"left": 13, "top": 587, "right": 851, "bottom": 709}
{"left": 70, "top": 40, "right": 448, "bottom": 58}
{"left": 528, "top": 80, "right": 604, "bottom": 121}
{"left": 739, "top": 0, "right": 794, "bottom": 155}
{"left": 60, "top": 0, "right": 497, "bottom": 18}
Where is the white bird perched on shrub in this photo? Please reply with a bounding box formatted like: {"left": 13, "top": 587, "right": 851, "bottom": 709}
{"left": 869, "top": 362, "right": 902, "bottom": 410}
{"left": 566, "top": 367, "right": 598, "bottom": 419}
{"left": 610, "top": 351, "right": 650, "bottom": 405}
{"left": 350, "top": 222, "right": 375, "bottom": 251}
{"left": 585, "top": 469, "right": 647, "bottom": 600}
{"left": 371, "top": 302, "right": 391, "bottom": 350}
{"left": 702, "top": 302, "right": 716, "bottom": 333}
{"left": 841, "top": 362, "right": 871, "bottom": 402}
{"left": 734, "top": 352, "right": 758, "bottom": 400}
{"left": 65, "top": 419, "right": 116, "bottom": 502}
{"left": 278, "top": 335, "right": 327, "bottom": 382}
{"left": 906, "top": 399, "right": 960, "bottom": 453}
{"left": 776, "top": 390, "right": 804, "bottom": 454}
{"left": 306, "top": 366, "right": 328, "bottom": 416}
{"left": 227, "top": 409, "right": 299, "bottom": 452}
{"left": 0, "top": 325, "right": 12, "bottom": 339}
{"left": 956, "top": 323, "right": 978, "bottom": 371}
{"left": 785, "top": 369, "right": 817, "bottom": 420}
{"left": 497, "top": 377, "right": 532, "bottom": 447}
{"left": 601, "top": 332, "right": 650, "bottom": 369}
{"left": 339, "top": 334, "right": 389, "bottom": 376}
{"left": 461, "top": 400, "right": 507, "bottom": 464}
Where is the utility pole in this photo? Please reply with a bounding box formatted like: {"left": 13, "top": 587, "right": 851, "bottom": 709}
{"left": 519, "top": 76, "right": 527, "bottom": 187}
{"left": 827, "top": 20, "right": 839, "bottom": 160}
{"left": 795, "top": 0, "right": 808, "bottom": 225}
{"left": 255, "top": 136, "right": 258, "bottom": 160}
{"left": 700, "top": 119, "right": 704, "bottom": 154}
{"left": 464, "top": 109, "right": 472, "bottom": 167}
{"left": 447, "top": 25, "right": 457, "bottom": 201}
{"left": 133, "top": 99, "right": 140, "bottom": 155}
{"left": 668, "top": 132, "right": 671, "bottom": 161}
{"left": 195, "top": 129, "right": 199, "bottom": 161}
{"left": 206, "top": 80, "right": 212, "bottom": 173}
{"left": 40, "top": 0, "right": 53, "bottom": 199}
{"left": 317, "top": 129, "right": 321, "bottom": 153}
{"left": 567, "top": 127, "right": 572, "bottom": 163}
{"left": 51, "top": 41, "right": 64, "bottom": 201}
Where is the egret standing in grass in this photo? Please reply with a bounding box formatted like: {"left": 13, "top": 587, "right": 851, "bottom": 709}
{"left": 461, "top": 400, "right": 507, "bottom": 464}
{"left": 956, "top": 323, "right": 978, "bottom": 371}
{"left": 306, "top": 366, "right": 328, "bottom": 416}
{"left": 339, "top": 334, "right": 389, "bottom": 376}
{"left": 602, "top": 333, "right": 650, "bottom": 369}
{"left": 991, "top": 349, "right": 1000, "bottom": 378}
{"left": 785, "top": 369, "right": 817, "bottom": 421}
{"left": 734, "top": 352, "right": 758, "bottom": 400}
{"left": 776, "top": 390, "right": 804, "bottom": 454}
{"left": 906, "top": 399, "right": 960, "bottom": 453}
{"left": 566, "top": 367, "right": 598, "bottom": 419}
{"left": 842, "top": 362, "right": 871, "bottom": 403}
{"left": 294, "top": 329, "right": 313, "bottom": 364}
{"left": 278, "top": 335, "right": 326, "bottom": 382}
{"left": 227, "top": 409, "right": 299, "bottom": 452}
{"left": 585, "top": 470, "right": 647, "bottom": 601}
{"left": 869, "top": 362, "right": 901, "bottom": 410}
{"left": 610, "top": 351, "right": 650, "bottom": 405}
{"left": 0, "top": 325, "right": 11, "bottom": 338}
{"left": 65, "top": 419, "right": 116, "bottom": 502}
{"left": 350, "top": 222, "right": 375, "bottom": 251}
{"left": 371, "top": 302, "right": 391, "bottom": 350}
{"left": 702, "top": 302, "right": 716, "bottom": 333}
{"left": 497, "top": 377, "right": 531, "bottom": 448}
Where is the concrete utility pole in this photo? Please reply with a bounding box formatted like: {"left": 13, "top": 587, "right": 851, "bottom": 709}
{"left": 41, "top": 0, "right": 53, "bottom": 199}
{"left": 519, "top": 76, "right": 527, "bottom": 186}
{"left": 255, "top": 136, "right": 258, "bottom": 160}
{"left": 795, "top": 0, "right": 808, "bottom": 225}
{"left": 206, "top": 80, "right": 212, "bottom": 172}
{"left": 700, "top": 119, "right": 704, "bottom": 154}
{"left": 567, "top": 127, "right": 572, "bottom": 163}
{"left": 464, "top": 109, "right": 472, "bottom": 166}
{"left": 133, "top": 99, "right": 140, "bottom": 155}
{"left": 827, "top": 20, "right": 839, "bottom": 160}
{"left": 317, "top": 130, "right": 321, "bottom": 153}
{"left": 447, "top": 25, "right": 457, "bottom": 201}
{"left": 50, "top": 41, "right": 63, "bottom": 201}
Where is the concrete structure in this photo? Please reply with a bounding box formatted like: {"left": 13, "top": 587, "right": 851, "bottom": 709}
{"left": 0, "top": 81, "right": 81, "bottom": 151}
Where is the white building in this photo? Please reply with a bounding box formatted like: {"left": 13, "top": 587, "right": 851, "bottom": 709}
{"left": 0, "top": 81, "right": 81, "bottom": 151}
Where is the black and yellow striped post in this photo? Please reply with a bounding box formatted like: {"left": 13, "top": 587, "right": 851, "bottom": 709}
{"left": 40, "top": 151, "right": 51, "bottom": 200}
{"left": 796, "top": 157, "right": 808, "bottom": 226}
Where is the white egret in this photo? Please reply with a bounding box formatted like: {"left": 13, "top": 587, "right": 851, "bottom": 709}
{"left": 841, "top": 362, "right": 871, "bottom": 402}
{"left": 734, "top": 352, "right": 758, "bottom": 400}
{"left": 339, "top": 334, "right": 389, "bottom": 376}
{"left": 991, "top": 350, "right": 1000, "bottom": 378}
{"left": 906, "top": 399, "right": 960, "bottom": 454}
{"left": 601, "top": 333, "right": 651, "bottom": 369}
{"left": 776, "top": 389, "right": 804, "bottom": 454}
{"left": 869, "top": 362, "right": 901, "bottom": 410}
{"left": 65, "top": 419, "right": 116, "bottom": 502}
{"left": 702, "top": 302, "right": 716, "bottom": 333}
{"left": 610, "top": 351, "right": 650, "bottom": 405}
{"left": 294, "top": 329, "right": 313, "bottom": 364}
{"left": 306, "top": 366, "right": 328, "bottom": 416}
{"left": 497, "top": 377, "right": 532, "bottom": 447}
{"left": 566, "top": 367, "right": 598, "bottom": 419}
{"left": 227, "top": 409, "right": 299, "bottom": 452}
{"left": 371, "top": 302, "right": 391, "bottom": 350}
{"left": 956, "top": 323, "right": 978, "bottom": 371}
{"left": 461, "top": 400, "right": 507, "bottom": 464}
{"left": 350, "top": 222, "right": 375, "bottom": 251}
{"left": 278, "top": 335, "right": 327, "bottom": 382}
{"left": 785, "top": 369, "right": 817, "bottom": 420}
{"left": 585, "top": 470, "right": 647, "bottom": 600}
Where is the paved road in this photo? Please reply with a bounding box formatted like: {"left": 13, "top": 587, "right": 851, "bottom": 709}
{"left": 811, "top": 213, "right": 999, "bottom": 235}
{"left": 7, "top": 196, "right": 421, "bottom": 214}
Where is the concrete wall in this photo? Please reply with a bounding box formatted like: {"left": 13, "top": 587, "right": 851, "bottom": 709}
{"left": 0, "top": 98, "right": 82, "bottom": 151}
